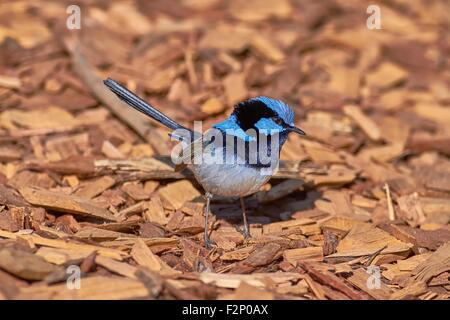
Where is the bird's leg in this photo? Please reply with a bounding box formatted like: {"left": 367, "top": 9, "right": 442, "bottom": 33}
{"left": 203, "top": 192, "right": 215, "bottom": 249}
{"left": 237, "top": 196, "right": 251, "bottom": 239}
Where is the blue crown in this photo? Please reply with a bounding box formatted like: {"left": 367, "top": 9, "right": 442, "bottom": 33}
{"left": 250, "top": 96, "right": 295, "bottom": 126}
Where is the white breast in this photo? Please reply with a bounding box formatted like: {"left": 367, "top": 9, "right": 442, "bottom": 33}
{"left": 190, "top": 140, "right": 277, "bottom": 197}
{"left": 192, "top": 162, "right": 273, "bottom": 197}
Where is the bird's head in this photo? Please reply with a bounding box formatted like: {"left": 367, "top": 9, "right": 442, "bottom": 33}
{"left": 213, "top": 96, "right": 305, "bottom": 141}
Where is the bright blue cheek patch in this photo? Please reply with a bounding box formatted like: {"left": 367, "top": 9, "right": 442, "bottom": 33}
{"left": 213, "top": 116, "right": 285, "bottom": 141}
{"left": 254, "top": 118, "right": 283, "bottom": 134}
{"left": 213, "top": 117, "right": 257, "bottom": 142}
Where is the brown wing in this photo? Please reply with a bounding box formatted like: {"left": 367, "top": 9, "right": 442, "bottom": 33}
{"left": 174, "top": 129, "right": 214, "bottom": 172}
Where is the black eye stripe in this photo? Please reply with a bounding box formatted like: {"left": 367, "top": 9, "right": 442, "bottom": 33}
{"left": 232, "top": 99, "right": 276, "bottom": 131}
{"left": 272, "top": 116, "right": 285, "bottom": 126}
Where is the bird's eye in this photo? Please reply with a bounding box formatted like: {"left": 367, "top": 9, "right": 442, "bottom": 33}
{"left": 272, "top": 116, "right": 284, "bottom": 125}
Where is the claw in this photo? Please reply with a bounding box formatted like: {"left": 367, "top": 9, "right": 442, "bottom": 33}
{"left": 204, "top": 235, "right": 216, "bottom": 249}
{"left": 235, "top": 224, "right": 251, "bottom": 239}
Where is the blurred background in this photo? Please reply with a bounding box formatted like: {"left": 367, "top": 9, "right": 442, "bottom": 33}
{"left": 0, "top": 0, "right": 449, "bottom": 159}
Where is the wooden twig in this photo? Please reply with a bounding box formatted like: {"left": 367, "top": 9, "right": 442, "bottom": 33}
{"left": 384, "top": 182, "right": 396, "bottom": 221}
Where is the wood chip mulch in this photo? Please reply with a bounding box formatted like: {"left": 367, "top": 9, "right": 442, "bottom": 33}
{"left": 0, "top": 0, "right": 449, "bottom": 300}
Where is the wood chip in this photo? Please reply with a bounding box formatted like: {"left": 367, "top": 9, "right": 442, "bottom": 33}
{"left": 200, "top": 97, "right": 225, "bottom": 115}
{"left": 343, "top": 105, "right": 381, "bottom": 141}
{"left": 408, "top": 241, "right": 450, "bottom": 285}
{"left": 0, "top": 248, "right": 56, "bottom": 281}
{"left": 96, "top": 255, "right": 138, "bottom": 279}
{"left": 223, "top": 73, "right": 247, "bottom": 106}
{"left": 74, "top": 176, "right": 116, "bottom": 199}
{"left": 283, "top": 247, "right": 324, "bottom": 265}
{"left": 365, "top": 62, "right": 407, "bottom": 88}
{"left": 144, "top": 196, "right": 168, "bottom": 225}
{"left": 250, "top": 35, "right": 285, "bottom": 62}
{"left": 16, "top": 276, "right": 149, "bottom": 300}
{"left": 0, "top": 75, "right": 22, "bottom": 89}
{"left": 326, "top": 224, "right": 413, "bottom": 260}
{"left": 0, "top": 230, "right": 127, "bottom": 260}
{"left": 158, "top": 181, "right": 201, "bottom": 210}
{"left": 131, "top": 239, "right": 178, "bottom": 276}
{"left": 19, "top": 187, "right": 118, "bottom": 222}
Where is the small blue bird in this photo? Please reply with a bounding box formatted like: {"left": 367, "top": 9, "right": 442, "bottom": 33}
{"left": 104, "top": 78, "right": 305, "bottom": 248}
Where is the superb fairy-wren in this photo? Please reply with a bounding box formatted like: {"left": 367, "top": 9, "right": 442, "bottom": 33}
{"left": 104, "top": 78, "right": 305, "bottom": 248}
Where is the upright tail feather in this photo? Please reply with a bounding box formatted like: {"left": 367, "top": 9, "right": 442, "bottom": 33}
{"left": 103, "top": 78, "right": 189, "bottom": 132}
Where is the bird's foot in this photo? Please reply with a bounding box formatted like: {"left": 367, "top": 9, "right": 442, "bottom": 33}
{"left": 235, "top": 225, "right": 251, "bottom": 239}
{"left": 204, "top": 235, "right": 216, "bottom": 249}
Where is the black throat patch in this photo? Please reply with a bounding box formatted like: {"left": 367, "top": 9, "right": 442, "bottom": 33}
{"left": 232, "top": 99, "right": 276, "bottom": 131}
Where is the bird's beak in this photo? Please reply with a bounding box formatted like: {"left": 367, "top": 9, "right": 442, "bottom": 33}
{"left": 287, "top": 125, "right": 306, "bottom": 135}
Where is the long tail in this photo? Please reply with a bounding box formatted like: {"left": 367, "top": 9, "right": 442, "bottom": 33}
{"left": 103, "top": 78, "right": 189, "bottom": 132}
